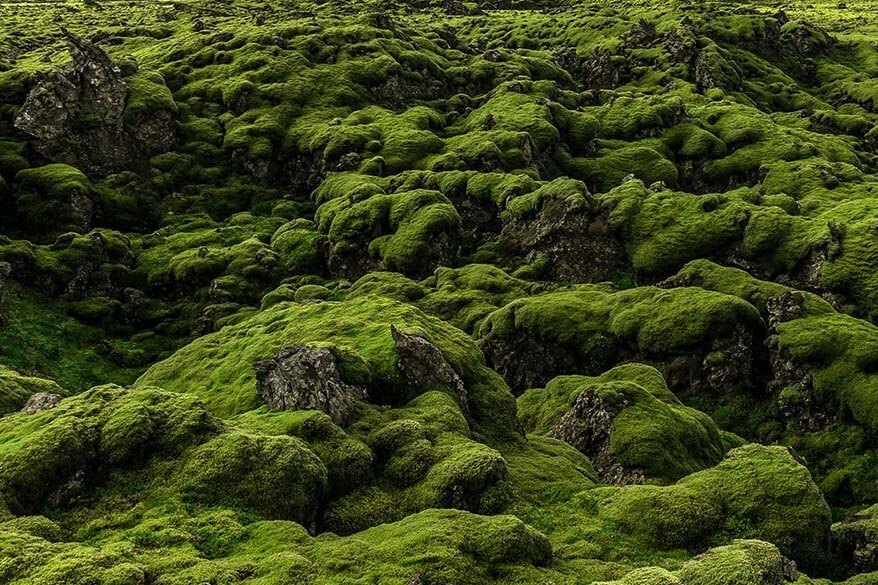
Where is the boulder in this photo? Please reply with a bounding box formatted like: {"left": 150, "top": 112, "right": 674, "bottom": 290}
{"left": 20, "top": 392, "right": 62, "bottom": 414}
{"left": 254, "top": 346, "right": 367, "bottom": 425}
{"left": 833, "top": 505, "right": 878, "bottom": 575}
{"left": 549, "top": 386, "right": 645, "bottom": 485}
{"left": 15, "top": 30, "right": 175, "bottom": 176}
{"left": 391, "top": 325, "right": 470, "bottom": 417}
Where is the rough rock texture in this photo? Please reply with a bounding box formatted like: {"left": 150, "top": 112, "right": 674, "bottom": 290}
{"left": 833, "top": 506, "right": 878, "bottom": 575}
{"left": 662, "top": 322, "right": 758, "bottom": 396}
{"left": 500, "top": 196, "right": 628, "bottom": 283}
{"left": 479, "top": 330, "right": 608, "bottom": 395}
{"left": 391, "top": 325, "right": 470, "bottom": 417}
{"left": 549, "top": 386, "right": 645, "bottom": 485}
{"left": 15, "top": 30, "right": 174, "bottom": 176}
{"left": 254, "top": 346, "right": 367, "bottom": 425}
{"left": 583, "top": 47, "right": 625, "bottom": 89}
{"left": 20, "top": 392, "right": 63, "bottom": 414}
{"left": 766, "top": 291, "right": 833, "bottom": 432}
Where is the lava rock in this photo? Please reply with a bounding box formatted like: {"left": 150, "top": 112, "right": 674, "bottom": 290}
{"left": 549, "top": 386, "right": 645, "bottom": 485}
{"left": 254, "top": 346, "right": 366, "bottom": 425}
{"left": 15, "top": 30, "right": 175, "bottom": 176}
{"left": 391, "top": 325, "right": 470, "bottom": 417}
{"left": 20, "top": 392, "right": 63, "bottom": 414}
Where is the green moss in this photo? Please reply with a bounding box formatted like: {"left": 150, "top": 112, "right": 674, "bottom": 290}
{"left": 137, "top": 295, "right": 519, "bottom": 441}
{"left": 0, "top": 366, "right": 65, "bottom": 415}
{"left": 123, "top": 70, "right": 177, "bottom": 123}
{"left": 519, "top": 363, "right": 725, "bottom": 483}
{"left": 478, "top": 283, "right": 761, "bottom": 358}
{"left": 13, "top": 165, "right": 94, "bottom": 237}
{"left": 602, "top": 445, "right": 831, "bottom": 569}
{"left": 177, "top": 432, "right": 326, "bottom": 523}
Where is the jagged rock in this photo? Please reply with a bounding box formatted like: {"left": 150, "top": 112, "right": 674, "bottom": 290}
{"left": 765, "top": 291, "right": 833, "bottom": 432}
{"left": 549, "top": 386, "right": 645, "bottom": 485}
{"left": 20, "top": 392, "right": 62, "bottom": 414}
{"left": 766, "top": 290, "right": 806, "bottom": 331}
{"left": 391, "top": 325, "right": 470, "bottom": 417}
{"left": 833, "top": 505, "right": 878, "bottom": 575}
{"left": 254, "top": 346, "right": 366, "bottom": 425}
{"left": 694, "top": 45, "right": 742, "bottom": 92}
{"left": 622, "top": 19, "right": 659, "bottom": 49}
{"left": 583, "top": 47, "right": 625, "bottom": 89}
{"left": 665, "top": 18, "right": 699, "bottom": 65}
{"left": 499, "top": 186, "right": 628, "bottom": 283}
{"left": 14, "top": 30, "right": 175, "bottom": 176}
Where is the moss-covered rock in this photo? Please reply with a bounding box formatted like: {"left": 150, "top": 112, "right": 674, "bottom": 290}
{"left": 519, "top": 364, "right": 725, "bottom": 484}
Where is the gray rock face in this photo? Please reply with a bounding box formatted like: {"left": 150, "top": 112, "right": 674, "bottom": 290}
{"left": 21, "top": 392, "right": 62, "bottom": 415}
{"left": 549, "top": 387, "right": 644, "bottom": 485}
{"left": 499, "top": 188, "right": 628, "bottom": 283}
{"left": 766, "top": 291, "right": 833, "bottom": 432}
{"left": 15, "top": 30, "right": 175, "bottom": 176}
{"left": 254, "top": 346, "right": 366, "bottom": 425}
{"left": 391, "top": 325, "right": 470, "bottom": 417}
{"left": 832, "top": 507, "right": 878, "bottom": 575}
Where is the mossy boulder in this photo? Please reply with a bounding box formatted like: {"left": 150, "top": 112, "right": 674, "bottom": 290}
{"left": 478, "top": 284, "right": 763, "bottom": 394}
{"left": 602, "top": 444, "right": 831, "bottom": 570}
{"left": 13, "top": 164, "right": 94, "bottom": 237}
{"left": 519, "top": 363, "right": 725, "bottom": 484}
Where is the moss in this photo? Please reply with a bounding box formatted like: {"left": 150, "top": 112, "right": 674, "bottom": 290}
{"left": 177, "top": 432, "right": 327, "bottom": 523}
{"left": 602, "top": 444, "right": 832, "bottom": 570}
{"left": 0, "top": 366, "right": 64, "bottom": 415}
{"left": 0, "top": 385, "right": 219, "bottom": 515}
{"left": 13, "top": 165, "right": 94, "bottom": 237}
{"left": 137, "top": 295, "right": 519, "bottom": 442}
{"left": 478, "top": 283, "right": 761, "bottom": 358}
{"left": 519, "top": 363, "right": 725, "bottom": 483}
{"left": 123, "top": 70, "right": 177, "bottom": 123}
{"left": 319, "top": 188, "right": 460, "bottom": 277}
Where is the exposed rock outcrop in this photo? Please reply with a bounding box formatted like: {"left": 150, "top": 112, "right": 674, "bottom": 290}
{"left": 549, "top": 386, "right": 645, "bottom": 485}
{"left": 391, "top": 325, "right": 470, "bottom": 417}
{"left": 254, "top": 346, "right": 367, "bottom": 425}
{"left": 833, "top": 505, "right": 878, "bottom": 575}
{"left": 15, "top": 30, "right": 175, "bottom": 176}
{"left": 499, "top": 187, "right": 628, "bottom": 283}
{"left": 20, "top": 392, "right": 62, "bottom": 414}
{"left": 765, "top": 291, "right": 833, "bottom": 432}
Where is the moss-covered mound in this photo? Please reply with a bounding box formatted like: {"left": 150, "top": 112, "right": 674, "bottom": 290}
{"left": 519, "top": 364, "right": 726, "bottom": 484}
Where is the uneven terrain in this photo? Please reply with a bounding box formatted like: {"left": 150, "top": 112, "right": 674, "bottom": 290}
{"left": 4, "top": 0, "right": 878, "bottom": 583}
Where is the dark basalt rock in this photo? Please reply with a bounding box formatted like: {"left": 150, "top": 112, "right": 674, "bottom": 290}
{"left": 765, "top": 291, "right": 833, "bottom": 432}
{"left": 549, "top": 386, "right": 645, "bottom": 485}
{"left": 833, "top": 506, "right": 878, "bottom": 575}
{"left": 20, "top": 392, "right": 62, "bottom": 414}
{"left": 0, "top": 261, "right": 10, "bottom": 326}
{"left": 15, "top": 30, "right": 175, "bottom": 176}
{"left": 665, "top": 18, "right": 699, "bottom": 65}
{"left": 480, "top": 328, "right": 618, "bottom": 395}
{"left": 254, "top": 346, "right": 367, "bottom": 425}
{"left": 583, "top": 47, "right": 625, "bottom": 90}
{"left": 391, "top": 325, "right": 470, "bottom": 417}
{"left": 668, "top": 322, "right": 757, "bottom": 395}
{"left": 499, "top": 190, "right": 628, "bottom": 283}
